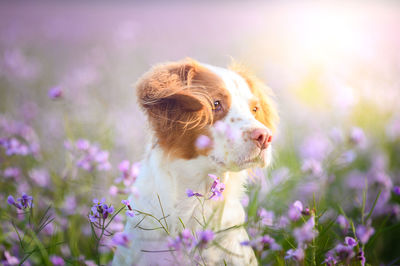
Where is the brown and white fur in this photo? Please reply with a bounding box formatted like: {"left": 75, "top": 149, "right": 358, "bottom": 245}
{"left": 112, "top": 58, "right": 278, "bottom": 266}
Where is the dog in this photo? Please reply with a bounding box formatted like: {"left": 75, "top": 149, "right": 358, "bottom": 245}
{"left": 112, "top": 58, "right": 278, "bottom": 265}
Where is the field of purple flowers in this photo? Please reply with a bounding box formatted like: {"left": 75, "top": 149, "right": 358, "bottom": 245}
{"left": 1, "top": 2, "right": 400, "bottom": 265}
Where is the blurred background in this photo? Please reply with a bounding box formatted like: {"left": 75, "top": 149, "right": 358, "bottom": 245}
{"left": 1, "top": 1, "right": 400, "bottom": 265}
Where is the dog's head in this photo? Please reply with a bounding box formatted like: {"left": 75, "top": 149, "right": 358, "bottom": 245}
{"left": 137, "top": 58, "right": 278, "bottom": 171}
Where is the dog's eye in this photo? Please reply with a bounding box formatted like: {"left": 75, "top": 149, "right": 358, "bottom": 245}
{"left": 214, "top": 100, "right": 222, "bottom": 111}
{"left": 252, "top": 106, "right": 258, "bottom": 113}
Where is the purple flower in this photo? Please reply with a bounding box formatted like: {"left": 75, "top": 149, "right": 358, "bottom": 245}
{"left": 1, "top": 137, "right": 29, "bottom": 156}
{"left": 95, "top": 151, "right": 111, "bottom": 171}
{"left": 102, "top": 204, "right": 114, "bottom": 219}
{"left": 3, "top": 167, "right": 21, "bottom": 179}
{"left": 337, "top": 215, "right": 349, "bottom": 232}
{"left": 195, "top": 135, "right": 212, "bottom": 149}
{"left": 126, "top": 210, "right": 135, "bottom": 217}
{"left": 214, "top": 121, "right": 227, "bottom": 134}
{"left": 29, "top": 168, "right": 50, "bottom": 187}
{"left": 288, "top": 200, "right": 303, "bottom": 221}
{"left": 393, "top": 186, "right": 400, "bottom": 196}
{"left": 356, "top": 224, "right": 375, "bottom": 244}
{"left": 349, "top": 127, "right": 366, "bottom": 147}
{"left": 0, "top": 116, "right": 40, "bottom": 158}
{"left": 277, "top": 216, "right": 290, "bottom": 229}
{"left": 285, "top": 248, "right": 304, "bottom": 261}
{"left": 196, "top": 229, "right": 214, "bottom": 248}
{"left": 335, "top": 243, "right": 355, "bottom": 261}
{"left": 345, "top": 237, "right": 357, "bottom": 247}
{"left": 386, "top": 116, "right": 400, "bottom": 141}
{"left": 89, "top": 198, "right": 114, "bottom": 222}
{"left": 299, "top": 133, "right": 332, "bottom": 160}
{"left": 337, "top": 150, "right": 356, "bottom": 166}
{"left": 293, "top": 216, "right": 318, "bottom": 245}
{"left": 302, "top": 207, "right": 311, "bottom": 216}
{"left": 20, "top": 194, "right": 33, "bottom": 208}
{"left": 373, "top": 171, "right": 393, "bottom": 190}
{"left": 63, "top": 195, "right": 77, "bottom": 216}
{"left": 7, "top": 195, "right": 20, "bottom": 209}
{"left": 168, "top": 229, "right": 195, "bottom": 251}
{"left": 3, "top": 251, "right": 20, "bottom": 265}
{"left": 89, "top": 212, "right": 99, "bottom": 223}
{"left": 323, "top": 251, "right": 337, "bottom": 266}
{"left": 122, "top": 199, "right": 135, "bottom": 217}
{"left": 109, "top": 185, "right": 119, "bottom": 196}
{"left": 247, "top": 227, "right": 260, "bottom": 238}
{"left": 168, "top": 236, "right": 183, "bottom": 251}
{"left": 186, "top": 189, "right": 203, "bottom": 198}
{"left": 66, "top": 139, "right": 111, "bottom": 172}
{"left": 116, "top": 160, "right": 140, "bottom": 186}
{"left": 357, "top": 250, "right": 366, "bottom": 266}
{"left": 50, "top": 255, "right": 65, "bottom": 266}
{"left": 330, "top": 127, "right": 344, "bottom": 144}
{"left": 48, "top": 87, "right": 63, "bottom": 100}
{"left": 301, "top": 159, "right": 323, "bottom": 176}
{"left": 76, "top": 139, "right": 90, "bottom": 150}
{"left": 241, "top": 235, "right": 280, "bottom": 251}
{"left": 112, "top": 232, "right": 131, "bottom": 248}
{"left": 181, "top": 229, "right": 194, "bottom": 246}
{"left": 258, "top": 208, "right": 274, "bottom": 226}
{"left": 241, "top": 194, "right": 249, "bottom": 207}
{"left": 208, "top": 174, "right": 225, "bottom": 200}
{"left": 9, "top": 193, "right": 33, "bottom": 209}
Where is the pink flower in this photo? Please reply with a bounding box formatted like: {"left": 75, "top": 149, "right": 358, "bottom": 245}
{"left": 109, "top": 185, "right": 119, "bottom": 196}
{"left": 214, "top": 121, "right": 239, "bottom": 141}
{"left": 349, "top": 127, "right": 366, "bottom": 147}
{"left": 3, "top": 251, "right": 19, "bottom": 265}
{"left": 195, "top": 135, "right": 211, "bottom": 149}
{"left": 48, "top": 86, "right": 63, "bottom": 100}
{"left": 258, "top": 208, "right": 274, "bottom": 226}
{"left": 241, "top": 194, "right": 249, "bottom": 207}
{"left": 50, "top": 255, "right": 65, "bottom": 266}
{"left": 66, "top": 139, "right": 111, "bottom": 172}
{"left": 29, "top": 168, "right": 50, "bottom": 187}
{"left": 116, "top": 160, "right": 140, "bottom": 186}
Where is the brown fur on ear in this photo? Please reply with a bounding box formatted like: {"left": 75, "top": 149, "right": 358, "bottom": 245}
{"left": 137, "top": 59, "right": 217, "bottom": 129}
{"left": 229, "top": 61, "right": 279, "bottom": 133}
{"left": 136, "top": 58, "right": 227, "bottom": 159}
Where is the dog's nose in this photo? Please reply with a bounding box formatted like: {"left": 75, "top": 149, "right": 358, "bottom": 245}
{"left": 250, "top": 128, "right": 272, "bottom": 149}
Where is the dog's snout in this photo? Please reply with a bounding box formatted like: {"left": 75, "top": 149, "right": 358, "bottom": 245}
{"left": 250, "top": 128, "right": 272, "bottom": 149}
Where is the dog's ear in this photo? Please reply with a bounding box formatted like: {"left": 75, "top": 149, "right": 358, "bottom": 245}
{"left": 136, "top": 59, "right": 213, "bottom": 131}
{"left": 137, "top": 59, "right": 205, "bottom": 113}
{"left": 229, "top": 61, "right": 279, "bottom": 133}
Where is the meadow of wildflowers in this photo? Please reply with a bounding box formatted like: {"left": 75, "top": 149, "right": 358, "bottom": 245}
{"left": 1, "top": 1, "right": 400, "bottom": 265}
